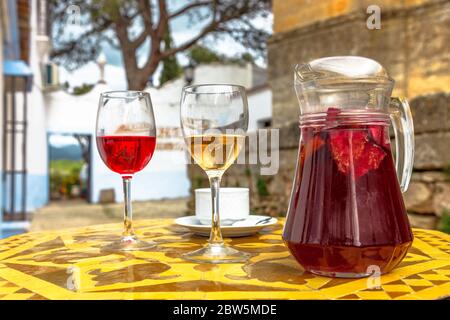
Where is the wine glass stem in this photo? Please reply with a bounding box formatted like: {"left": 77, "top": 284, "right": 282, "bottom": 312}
{"left": 208, "top": 175, "right": 224, "bottom": 245}
{"left": 122, "top": 177, "right": 135, "bottom": 237}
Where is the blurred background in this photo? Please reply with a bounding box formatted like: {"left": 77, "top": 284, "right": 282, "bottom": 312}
{"left": 0, "top": 0, "right": 449, "bottom": 238}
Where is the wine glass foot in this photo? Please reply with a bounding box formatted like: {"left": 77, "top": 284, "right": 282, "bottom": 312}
{"left": 103, "top": 235, "right": 156, "bottom": 252}
{"left": 182, "top": 243, "right": 251, "bottom": 264}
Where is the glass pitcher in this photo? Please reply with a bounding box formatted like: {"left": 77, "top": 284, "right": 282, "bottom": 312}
{"left": 283, "top": 56, "right": 414, "bottom": 278}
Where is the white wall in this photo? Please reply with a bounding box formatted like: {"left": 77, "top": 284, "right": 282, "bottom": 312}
{"left": 247, "top": 87, "right": 272, "bottom": 132}
{"left": 45, "top": 86, "right": 102, "bottom": 135}
{"left": 28, "top": 0, "right": 48, "bottom": 176}
{"left": 45, "top": 82, "right": 190, "bottom": 203}
{"left": 92, "top": 150, "right": 190, "bottom": 203}
{"left": 193, "top": 63, "right": 253, "bottom": 88}
{"left": 148, "top": 78, "right": 184, "bottom": 127}
{"left": 21, "top": 0, "right": 48, "bottom": 210}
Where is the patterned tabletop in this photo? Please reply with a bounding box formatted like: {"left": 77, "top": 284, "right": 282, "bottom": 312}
{"left": 0, "top": 219, "right": 449, "bottom": 300}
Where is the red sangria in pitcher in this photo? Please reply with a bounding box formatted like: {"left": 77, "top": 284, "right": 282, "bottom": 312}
{"left": 283, "top": 56, "right": 415, "bottom": 278}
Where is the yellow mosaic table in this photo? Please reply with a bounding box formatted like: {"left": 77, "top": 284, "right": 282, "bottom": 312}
{"left": 0, "top": 219, "right": 449, "bottom": 300}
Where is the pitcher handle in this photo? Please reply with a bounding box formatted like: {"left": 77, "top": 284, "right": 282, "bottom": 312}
{"left": 389, "top": 97, "right": 414, "bottom": 193}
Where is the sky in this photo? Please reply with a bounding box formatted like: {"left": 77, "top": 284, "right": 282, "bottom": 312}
{"left": 49, "top": 133, "right": 80, "bottom": 147}
{"left": 58, "top": 3, "right": 272, "bottom": 90}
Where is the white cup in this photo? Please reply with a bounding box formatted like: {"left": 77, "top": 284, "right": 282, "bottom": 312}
{"left": 195, "top": 188, "right": 250, "bottom": 225}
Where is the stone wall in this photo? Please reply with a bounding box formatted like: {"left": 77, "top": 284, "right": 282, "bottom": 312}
{"left": 273, "top": 0, "right": 443, "bottom": 33}
{"left": 403, "top": 93, "right": 450, "bottom": 229}
{"left": 269, "top": 0, "right": 450, "bottom": 127}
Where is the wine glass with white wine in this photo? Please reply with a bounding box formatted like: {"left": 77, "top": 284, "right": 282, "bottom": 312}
{"left": 180, "top": 84, "right": 251, "bottom": 263}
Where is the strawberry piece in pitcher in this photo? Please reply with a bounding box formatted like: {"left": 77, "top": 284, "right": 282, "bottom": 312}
{"left": 327, "top": 108, "right": 386, "bottom": 178}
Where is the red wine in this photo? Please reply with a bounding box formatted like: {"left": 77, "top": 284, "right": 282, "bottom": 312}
{"left": 283, "top": 109, "right": 413, "bottom": 277}
{"left": 97, "top": 135, "right": 156, "bottom": 176}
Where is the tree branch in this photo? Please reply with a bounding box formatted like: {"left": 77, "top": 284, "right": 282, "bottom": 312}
{"left": 138, "top": 0, "right": 153, "bottom": 27}
{"left": 156, "top": 0, "right": 169, "bottom": 39}
{"left": 160, "top": 0, "right": 256, "bottom": 60}
{"left": 135, "top": 0, "right": 155, "bottom": 42}
{"left": 51, "top": 20, "right": 112, "bottom": 58}
{"left": 139, "top": 0, "right": 169, "bottom": 75}
{"left": 160, "top": 21, "right": 219, "bottom": 59}
{"left": 129, "top": 25, "right": 151, "bottom": 50}
{"left": 168, "top": 1, "right": 211, "bottom": 19}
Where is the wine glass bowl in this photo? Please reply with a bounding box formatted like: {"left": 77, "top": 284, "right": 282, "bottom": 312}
{"left": 180, "top": 84, "right": 251, "bottom": 263}
{"left": 96, "top": 91, "right": 157, "bottom": 251}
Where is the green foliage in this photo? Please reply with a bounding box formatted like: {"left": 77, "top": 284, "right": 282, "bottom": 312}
{"left": 72, "top": 83, "right": 94, "bottom": 95}
{"left": 50, "top": 160, "right": 83, "bottom": 197}
{"left": 159, "top": 26, "right": 182, "bottom": 85}
{"left": 223, "top": 52, "right": 256, "bottom": 65}
{"left": 257, "top": 177, "right": 269, "bottom": 197}
{"left": 240, "top": 52, "right": 255, "bottom": 63}
{"left": 188, "top": 45, "right": 222, "bottom": 64}
{"left": 438, "top": 210, "right": 450, "bottom": 234}
{"left": 50, "top": 159, "right": 83, "bottom": 175}
{"left": 188, "top": 45, "right": 255, "bottom": 66}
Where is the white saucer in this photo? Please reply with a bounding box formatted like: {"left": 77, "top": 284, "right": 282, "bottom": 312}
{"left": 174, "top": 215, "right": 278, "bottom": 237}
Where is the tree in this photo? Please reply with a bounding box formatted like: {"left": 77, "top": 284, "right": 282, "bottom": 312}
{"left": 72, "top": 83, "right": 95, "bottom": 95}
{"left": 49, "top": 0, "right": 271, "bottom": 90}
{"left": 159, "top": 25, "right": 182, "bottom": 85}
{"left": 189, "top": 45, "right": 221, "bottom": 64}
{"left": 240, "top": 52, "right": 254, "bottom": 64}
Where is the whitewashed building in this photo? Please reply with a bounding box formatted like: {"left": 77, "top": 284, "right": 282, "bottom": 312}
{"left": 45, "top": 61, "right": 272, "bottom": 203}
{"left": 1, "top": 0, "right": 49, "bottom": 234}
{"left": 1, "top": 0, "right": 273, "bottom": 233}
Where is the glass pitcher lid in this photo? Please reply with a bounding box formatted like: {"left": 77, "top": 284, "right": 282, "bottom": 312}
{"left": 294, "top": 56, "right": 396, "bottom": 114}
{"left": 295, "top": 56, "right": 393, "bottom": 84}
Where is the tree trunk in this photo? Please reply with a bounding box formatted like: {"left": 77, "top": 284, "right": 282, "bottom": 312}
{"left": 122, "top": 55, "right": 147, "bottom": 90}
{"left": 127, "top": 72, "right": 149, "bottom": 91}
{"left": 125, "top": 59, "right": 160, "bottom": 90}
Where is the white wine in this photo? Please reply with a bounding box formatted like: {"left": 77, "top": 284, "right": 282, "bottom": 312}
{"left": 186, "top": 134, "right": 244, "bottom": 172}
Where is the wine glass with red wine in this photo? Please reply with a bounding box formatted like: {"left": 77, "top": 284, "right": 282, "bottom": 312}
{"left": 96, "top": 91, "right": 157, "bottom": 251}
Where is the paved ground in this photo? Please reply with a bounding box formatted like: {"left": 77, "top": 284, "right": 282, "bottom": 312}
{"left": 30, "top": 198, "right": 189, "bottom": 232}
